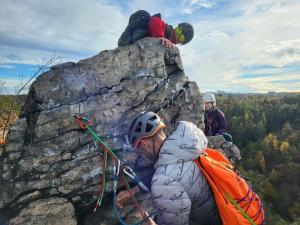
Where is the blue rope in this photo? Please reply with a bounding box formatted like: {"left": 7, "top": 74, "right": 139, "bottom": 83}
{"left": 113, "top": 174, "right": 158, "bottom": 225}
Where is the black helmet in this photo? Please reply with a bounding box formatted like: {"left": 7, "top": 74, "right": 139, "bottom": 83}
{"left": 178, "top": 23, "right": 194, "bottom": 44}
{"left": 128, "top": 112, "right": 165, "bottom": 148}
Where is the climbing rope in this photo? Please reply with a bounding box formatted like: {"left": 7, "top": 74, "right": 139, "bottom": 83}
{"left": 74, "top": 114, "right": 157, "bottom": 225}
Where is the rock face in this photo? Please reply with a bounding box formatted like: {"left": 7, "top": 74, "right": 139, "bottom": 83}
{"left": 8, "top": 197, "right": 77, "bottom": 225}
{"left": 0, "top": 37, "right": 204, "bottom": 224}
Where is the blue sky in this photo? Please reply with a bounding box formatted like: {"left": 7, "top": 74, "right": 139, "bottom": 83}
{"left": 0, "top": 0, "right": 300, "bottom": 93}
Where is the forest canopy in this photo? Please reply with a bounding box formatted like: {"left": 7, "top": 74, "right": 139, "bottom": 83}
{"left": 217, "top": 93, "right": 300, "bottom": 225}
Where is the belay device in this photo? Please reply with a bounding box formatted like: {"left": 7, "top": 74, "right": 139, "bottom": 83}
{"left": 74, "top": 114, "right": 157, "bottom": 225}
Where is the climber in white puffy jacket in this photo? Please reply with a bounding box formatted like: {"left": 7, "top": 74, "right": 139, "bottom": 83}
{"left": 120, "top": 111, "right": 221, "bottom": 225}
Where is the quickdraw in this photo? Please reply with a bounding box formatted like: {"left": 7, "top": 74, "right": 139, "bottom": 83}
{"left": 74, "top": 114, "right": 157, "bottom": 225}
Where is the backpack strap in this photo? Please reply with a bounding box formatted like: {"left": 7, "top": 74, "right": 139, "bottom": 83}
{"left": 201, "top": 151, "right": 235, "bottom": 171}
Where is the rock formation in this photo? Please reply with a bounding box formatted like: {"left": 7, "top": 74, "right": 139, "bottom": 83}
{"left": 0, "top": 37, "right": 204, "bottom": 225}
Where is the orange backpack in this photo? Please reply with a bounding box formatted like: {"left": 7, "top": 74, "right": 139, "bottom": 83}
{"left": 194, "top": 148, "right": 265, "bottom": 225}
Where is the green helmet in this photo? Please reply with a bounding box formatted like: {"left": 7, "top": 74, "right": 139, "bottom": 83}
{"left": 178, "top": 23, "right": 194, "bottom": 44}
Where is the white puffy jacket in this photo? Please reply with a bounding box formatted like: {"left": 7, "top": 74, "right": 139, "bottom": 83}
{"left": 151, "top": 121, "right": 221, "bottom": 225}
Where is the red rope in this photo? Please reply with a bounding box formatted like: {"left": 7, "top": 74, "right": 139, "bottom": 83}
{"left": 93, "top": 143, "right": 146, "bottom": 220}
{"left": 93, "top": 146, "right": 107, "bottom": 212}
{"left": 120, "top": 170, "right": 146, "bottom": 218}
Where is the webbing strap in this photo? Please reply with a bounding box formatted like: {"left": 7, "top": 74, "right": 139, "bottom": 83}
{"left": 201, "top": 152, "right": 235, "bottom": 170}
{"left": 225, "top": 192, "right": 257, "bottom": 225}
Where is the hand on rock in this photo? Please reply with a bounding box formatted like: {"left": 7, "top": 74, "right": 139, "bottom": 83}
{"left": 116, "top": 186, "right": 140, "bottom": 209}
{"left": 116, "top": 190, "right": 132, "bottom": 209}
{"left": 159, "top": 37, "right": 174, "bottom": 48}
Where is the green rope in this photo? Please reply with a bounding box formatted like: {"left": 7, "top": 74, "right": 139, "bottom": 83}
{"left": 85, "top": 125, "right": 119, "bottom": 159}
{"left": 83, "top": 120, "right": 118, "bottom": 209}
{"left": 225, "top": 192, "right": 256, "bottom": 225}
{"left": 79, "top": 116, "right": 123, "bottom": 209}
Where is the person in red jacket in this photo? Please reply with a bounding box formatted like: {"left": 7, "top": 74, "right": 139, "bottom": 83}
{"left": 118, "top": 10, "right": 194, "bottom": 48}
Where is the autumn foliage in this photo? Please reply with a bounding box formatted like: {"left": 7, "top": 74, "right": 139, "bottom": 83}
{"left": 218, "top": 93, "right": 300, "bottom": 224}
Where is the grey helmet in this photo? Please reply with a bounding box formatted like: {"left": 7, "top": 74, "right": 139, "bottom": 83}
{"left": 128, "top": 111, "right": 165, "bottom": 148}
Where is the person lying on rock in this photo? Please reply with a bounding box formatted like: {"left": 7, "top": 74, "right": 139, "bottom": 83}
{"left": 118, "top": 10, "right": 194, "bottom": 48}
{"left": 117, "top": 112, "right": 221, "bottom": 225}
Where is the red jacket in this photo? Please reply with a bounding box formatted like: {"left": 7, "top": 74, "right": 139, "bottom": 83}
{"left": 148, "top": 14, "right": 176, "bottom": 44}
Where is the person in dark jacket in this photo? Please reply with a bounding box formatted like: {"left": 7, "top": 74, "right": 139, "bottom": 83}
{"left": 118, "top": 10, "right": 194, "bottom": 48}
{"left": 203, "top": 93, "right": 228, "bottom": 136}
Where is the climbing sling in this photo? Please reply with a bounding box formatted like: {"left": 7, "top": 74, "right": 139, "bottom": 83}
{"left": 194, "top": 148, "right": 265, "bottom": 225}
{"left": 75, "top": 115, "right": 156, "bottom": 225}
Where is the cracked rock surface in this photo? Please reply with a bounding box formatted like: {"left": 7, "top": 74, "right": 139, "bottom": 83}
{"left": 0, "top": 37, "right": 204, "bottom": 224}
{"left": 8, "top": 197, "right": 76, "bottom": 225}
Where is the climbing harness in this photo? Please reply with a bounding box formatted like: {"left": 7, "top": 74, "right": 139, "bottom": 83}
{"left": 74, "top": 114, "right": 157, "bottom": 225}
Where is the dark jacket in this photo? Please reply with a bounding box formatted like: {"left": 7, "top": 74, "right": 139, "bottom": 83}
{"left": 118, "top": 10, "right": 176, "bottom": 46}
{"left": 204, "top": 108, "right": 227, "bottom": 136}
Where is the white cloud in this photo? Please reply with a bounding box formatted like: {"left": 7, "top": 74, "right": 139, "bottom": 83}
{"left": 0, "top": 64, "right": 15, "bottom": 69}
{"left": 179, "top": 0, "right": 300, "bottom": 92}
{"left": 181, "top": 0, "right": 217, "bottom": 15}
{"left": 0, "top": 44, "right": 82, "bottom": 65}
{"left": 0, "top": 77, "right": 30, "bottom": 95}
{"left": 0, "top": 0, "right": 127, "bottom": 64}
{"left": 1, "top": 0, "right": 299, "bottom": 93}
{"left": 230, "top": 72, "right": 300, "bottom": 92}
{"left": 190, "top": 0, "right": 216, "bottom": 9}
{"left": 182, "top": 8, "right": 193, "bottom": 15}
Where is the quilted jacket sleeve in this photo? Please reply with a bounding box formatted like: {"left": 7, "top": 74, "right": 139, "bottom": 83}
{"left": 151, "top": 174, "right": 191, "bottom": 225}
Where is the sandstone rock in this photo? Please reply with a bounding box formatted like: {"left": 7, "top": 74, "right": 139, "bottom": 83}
{"left": 2, "top": 170, "right": 12, "bottom": 181}
{"left": 8, "top": 197, "right": 76, "bottom": 225}
{"left": 0, "top": 37, "right": 204, "bottom": 224}
{"left": 62, "top": 152, "right": 72, "bottom": 160}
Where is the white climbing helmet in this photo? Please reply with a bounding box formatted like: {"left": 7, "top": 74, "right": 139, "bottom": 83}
{"left": 203, "top": 93, "right": 216, "bottom": 104}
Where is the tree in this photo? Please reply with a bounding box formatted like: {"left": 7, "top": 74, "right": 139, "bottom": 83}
{"left": 281, "top": 122, "right": 293, "bottom": 139}
{"left": 0, "top": 56, "right": 60, "bottom": 145}
{"left": 255, "top": 151, "right": 266, "bottom": 172}
{"left": 217, "top": 93, "right": 300, "bottom": 222}
{"left": 279, "top": 141, "right": 290, "bottom": 153}
{"left": 284, "top": 192, "right": 300, "bottom": 219}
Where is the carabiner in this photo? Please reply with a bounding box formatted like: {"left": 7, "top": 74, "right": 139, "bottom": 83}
{"left": 123, "top": 166, "right": 149, "bottom": 193}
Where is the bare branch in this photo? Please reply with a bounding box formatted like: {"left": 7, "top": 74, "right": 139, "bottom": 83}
{"left": 1, "top": 55, "right": 60, "bottom": 141}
